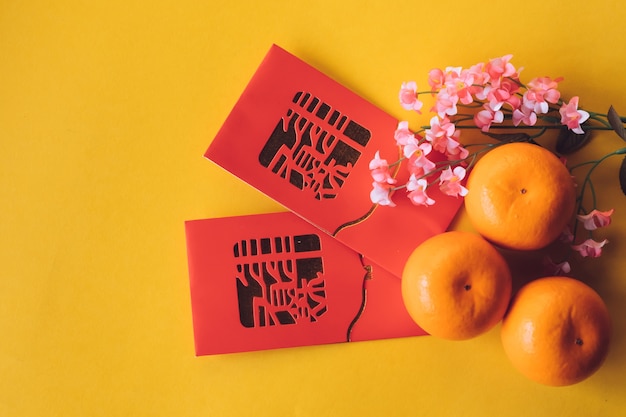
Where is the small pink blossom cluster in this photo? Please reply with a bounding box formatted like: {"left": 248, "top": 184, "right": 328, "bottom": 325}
{"left": 546, "top": 208, "right": 614, "bottom": 274}
{"left": 369, "top": 117, "right": 469, "bottom": 207}
{"left": 417, "top": 55, "right": 589, "bottom": 134}
{"left": 369, "top": 54, "right": 593, "bottom": 208}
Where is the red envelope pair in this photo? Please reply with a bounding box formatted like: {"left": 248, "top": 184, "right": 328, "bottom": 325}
{"left": 186, "top": 45, "right": 463, "bottom": 355}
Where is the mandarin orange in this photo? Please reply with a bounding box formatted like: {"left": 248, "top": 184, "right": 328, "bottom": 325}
{"left": 501, "top": 276, "right": 611, "bottom": 386}
{"left": 401, "top": 231, "right": 512, "bottom": 340}
{"left": 464, "top": 142, "right": 576, "bottom": 250}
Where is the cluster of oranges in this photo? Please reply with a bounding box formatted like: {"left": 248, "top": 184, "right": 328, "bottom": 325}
{"left": 401, "top": 142, "right": 611, "bottom": 387}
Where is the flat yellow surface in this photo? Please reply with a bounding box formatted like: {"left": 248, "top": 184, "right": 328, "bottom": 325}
{"left": 2, "top": 1, "right": 626, "bottom": 415}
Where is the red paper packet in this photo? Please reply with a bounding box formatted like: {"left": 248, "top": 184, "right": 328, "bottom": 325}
{"left": 185, "top": 212, "right": 425, "bottom": 355}
{"left": 205, "top": 45, "right": 463, "bottom": 278}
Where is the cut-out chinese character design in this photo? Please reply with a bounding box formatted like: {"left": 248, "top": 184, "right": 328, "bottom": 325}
{"left": 259, "top": 91, "right": 371, "bottom": 199}
{"left": 234, "top": 234, "right": 327, "bottom": 328}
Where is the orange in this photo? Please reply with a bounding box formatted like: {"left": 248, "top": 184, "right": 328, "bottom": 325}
{"left": 464, "top": 142, "right": 576, "bottom": 250}
{"left": 501, "top": 276, "right": 611, "bottom": 386}
{"left": 401, "top": 231, "right": 512, "bottom": 340}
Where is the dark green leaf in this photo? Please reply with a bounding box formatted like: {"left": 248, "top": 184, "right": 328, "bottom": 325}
{"left": 608, "top": 105, "right": 626, "bottom": 141}
{"left": 482, "top": 132, "right": 532, "bottom": 143}
{"left": 620, "top": 155, "right": 626, "bottom": 196}
{"left": 556, "top": 126, "right": 592, "bottom": 154}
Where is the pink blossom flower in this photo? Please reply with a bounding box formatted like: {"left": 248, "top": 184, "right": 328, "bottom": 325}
{"left": 399, "top": 81, "right": 423, "bottom": 113}
{"left": 559, "top": 96, "right": 590, "bottom": 134}
{"left": 432, "top": 89, "right": 459, "bottom": 118}
{"left": 425, "top": 116, "right": 468, "bottom": 159}
{"left": 485, "top": 54, "right": 518, "bottom": 88}
{"left": 394, "top": 121, "right": 415, "bottom": 146}
{"left": 406, "top": 175, "right": 435, "bottom": 206}
{"left": 466, "top": 62, "right": 489, "bottom": 87}
{"left": 428, "top": 68, "right": 445, "bottom": 91}
{"left": 443, "top": 67, "right": 474, "bottom": 105}
{"left": 448, "top": 144, "right": 469, "bottom": 161}
{"left": 474, "top": 105, "right": 504, "bottom": 132}
{"left": 487, "top": 77, "right": 521, "bottom": 110}
{"left": 473, "top": 83, "right": 491, "bottom": 101}
{"left": 369, "top": 151, "right": 396, "bottom": 185}
{"left": 432, "top": 129, "right": 464, "bottom": 156}
{"left": 572, "top": 238, "right": 608, "bottom": 258}
{"left": 513, "top": 105, "right": 538, "bottom": 127}
{"left": 403, "top": 136, "right": 430, "bottom": 158}
{"left": 577, "top": 209, "right": 614, "bottom": 230}
{"left": 524, "top": 76, "right": 562, "bottom": 114}
{"left": 439, "top": 166, "right": 468, "bottom": 197}
{"left": 370, "top": 182, "right": 395, "bottom": 206}
{"left": 408, "top": 153, "right": 436, "bottom": 177}
{"left": 444, "top": 66, "right": 463, "bottom": 77}
{"left": 425, "top": 115, "right": 456, "bottom": 144}
{"left": 542, "top": 257, "right": 571, "bottom": 275}
{"left": 463, "top": 63, "right": 490, "bottom": 99}
{"left": 404, "top": 137, "right": 436, "bottom": 176}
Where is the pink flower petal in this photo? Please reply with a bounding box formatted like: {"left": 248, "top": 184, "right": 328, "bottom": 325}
{"left": 577, "top": 209, "right": 614, "bottom": 230}
{"left": 370, "top": 182, "right": 395, "bottom": 206}
{"left": 572, "top": 238, "right": 608, "bottom": 258}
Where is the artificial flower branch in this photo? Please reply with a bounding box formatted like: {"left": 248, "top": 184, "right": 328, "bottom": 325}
{"left": 370, "top": 54, "right": 626, "bottom": 273}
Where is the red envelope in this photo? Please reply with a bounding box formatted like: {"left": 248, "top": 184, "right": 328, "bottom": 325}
{"left": 205, "top": 45, "right": 463, "bottom": 279}
{"left": 185, "top": 212, "right": 425, "bottom": 355}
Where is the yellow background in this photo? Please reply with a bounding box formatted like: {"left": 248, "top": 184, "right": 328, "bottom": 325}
{"left": 2, "top": 0, "right": 626, "bottom": 415}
